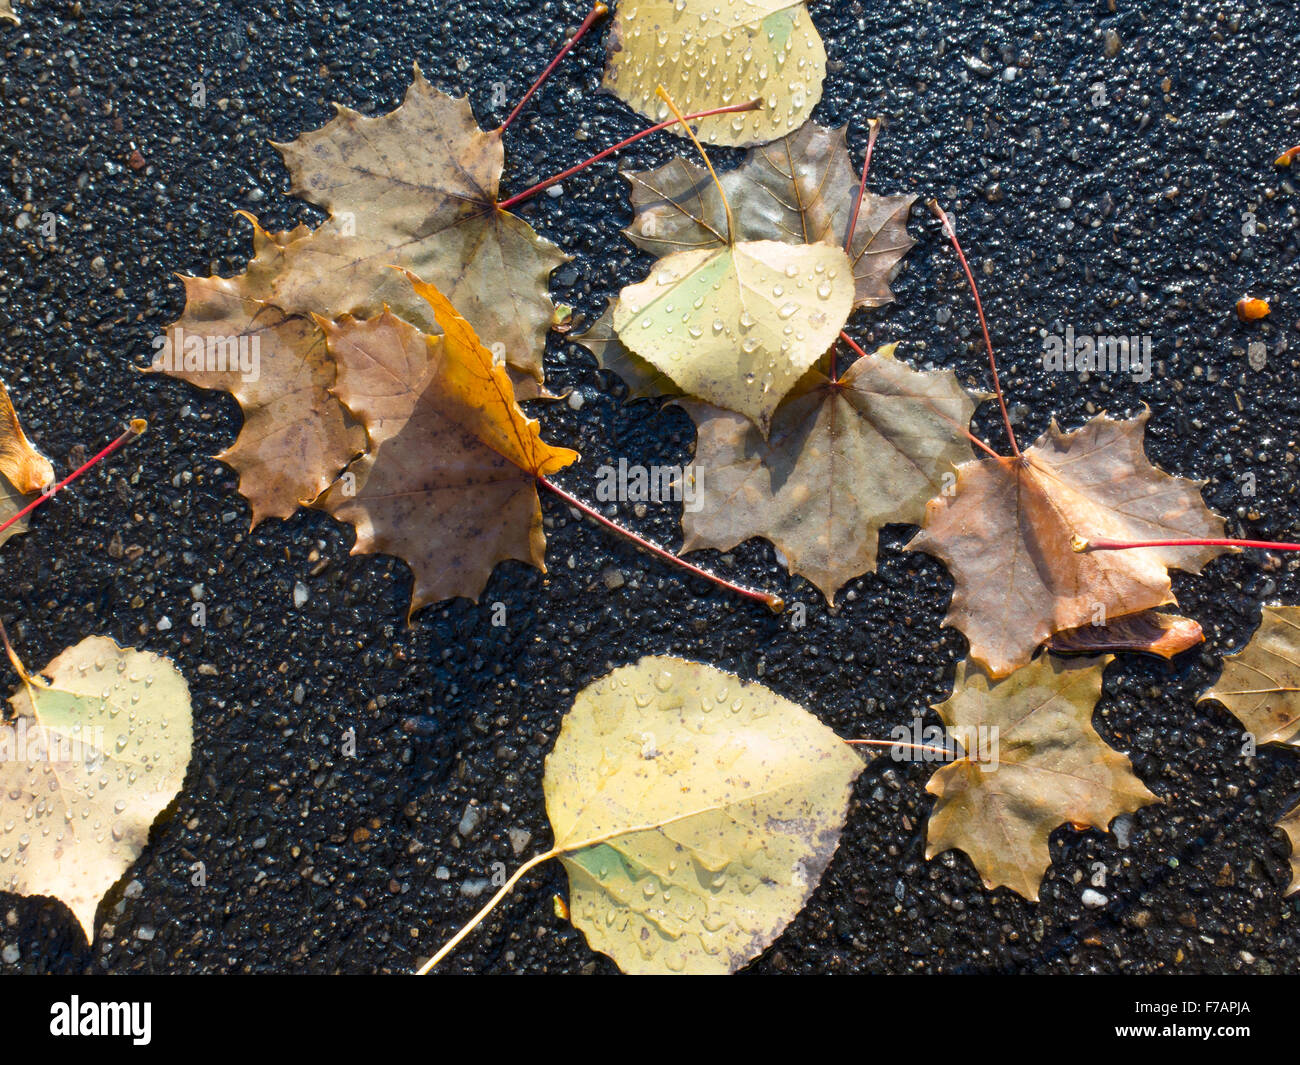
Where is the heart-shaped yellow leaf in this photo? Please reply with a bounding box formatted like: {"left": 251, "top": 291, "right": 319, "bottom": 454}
{"left": 0, "top": 636, "right": 193, "bottom": 941}
{"left": 545, "top": 656, "right": 862, "bottom": 973}
{"left": 612, "top": 239, "right": 854, "bottom": 434}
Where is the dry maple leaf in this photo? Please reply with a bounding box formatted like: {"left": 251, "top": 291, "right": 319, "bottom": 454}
{"left": 0, "top": 377, "right": 54, "bottom": 546}
{"left": 678, "top": 343, "right": 979, "bottom": 604}
{"left": 0, "top": 2, "right": 17, "bottom": 25}
{"left": 313, "top": 273, "right": 577, "bottom": 619}
{"left": 269, "top": 65, "right": 568, "bottom": 385}
{"left": 0, "top": 634, "right": 192, "bottom": 941}
{"left": 1198, "top": 605, "right": 1300, "bottom": 893}
{"left": 908, "top": 411, "right": 1229, "bottom": 678}
{"left": 1200, "top": 605, "right": 1300, "bottom": 747}
{"left": 602, "top": 0, "right": 826, "bottom": 147}
{"left": 624, "top": 121, "right": 916, "bottom": 309}
{"left": 926, "top": 654, "right": 1158, "bottom": 900}
{"left": 151, "top": 252, "right": 365, "bottom": 525}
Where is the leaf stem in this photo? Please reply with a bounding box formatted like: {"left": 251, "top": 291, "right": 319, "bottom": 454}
{"left": 497, "top": 2, "right": 609, "bottom": 133}
{"left": 926, "top": 199, "right": 1021, "bottom": 459}
{"left": 843, "top": 117, "right": 882, "bottom": 253}
{"left": 537, "top": 475, "right": 785, "bottom": 612}
{"left": 836, "top": 331, "right": 1000, "bottom": 461}
{"left": 1075, "top": 535, "right": 1299, "bottom": 553}
{"left": 0, "top": 419, "right": 147, "bottom": 537}
{"left": 0, "top": 616, "right": 31, "bottom": 685}
{"left": 415, "top": 848, "right": 560, "bottom": 975}
{"left": 656, "top": 85, "right": 735, "bottom": 244}
{"left": 496, "top": 100, "right": 761, "bottom": 211}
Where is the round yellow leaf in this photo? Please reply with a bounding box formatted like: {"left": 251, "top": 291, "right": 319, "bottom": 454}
{"left": 602, "top": 0, "right": 827, "bottom": 147}
{"left": 0, "top": 637, "right": 193, "bottom": 941}
{"left": 544, "top": 656, "right": 862, "bottom": 974}
{"left": 612, "top": 239, "right": 854, "bottom": 435}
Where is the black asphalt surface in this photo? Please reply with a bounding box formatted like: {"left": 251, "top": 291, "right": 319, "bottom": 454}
{"left": 0, "top": 0, "right": 1298, "bottom": 974}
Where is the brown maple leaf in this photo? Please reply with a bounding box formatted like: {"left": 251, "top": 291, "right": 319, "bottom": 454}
{"left": 270, "top": 65, "right": 568, "bottom": 385}
{"left": 908, "top": 411, "right": 1229, "bottom": 678}
{"left": 623, "top": 120, "right": 916, "bottom": 311}
{"left": 678, "top": 343, "right": 979, "bottom": 604}
{"left": 152, "top": 252, "right": 365, "bottom": 525}
{"left": 926, "top": 654, "right": 1158, "bottom": 900}
{"left": 313, "top": 273, "right": 577, "bottom": 619}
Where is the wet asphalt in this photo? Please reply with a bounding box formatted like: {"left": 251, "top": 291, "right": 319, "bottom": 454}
{"left": 0, "top": 0, "right": 1299, "bottom": 973}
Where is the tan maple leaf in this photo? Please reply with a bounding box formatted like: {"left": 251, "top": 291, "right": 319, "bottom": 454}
{"left": 1198, "top": 605, "right": 1300, "bottom": 894}
{"left": 0, "top": 2, "right": 17, "bottom": 25}
{"left": 678, "top": 343, "right": 979, "bottom": 604}
{"left": 624, "top": 120, "right": 916, "bottom": 309}
{"left": 926, "top": 655, "right": 1158, "bottom": 900}
{"left": 908, "top": 411, "right": 1229, "bottom": 678}
{"left": 313, "top": 273, "right": 577, "bottom": 619}
{"left": 1200, "top": 605, "right": 1300, "bottom": 747}
{"left": 269, "top": 65, "right": 568, "bottom": 384}
{"left": 152, "top": 257, "right": 365, "bottom": 525}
